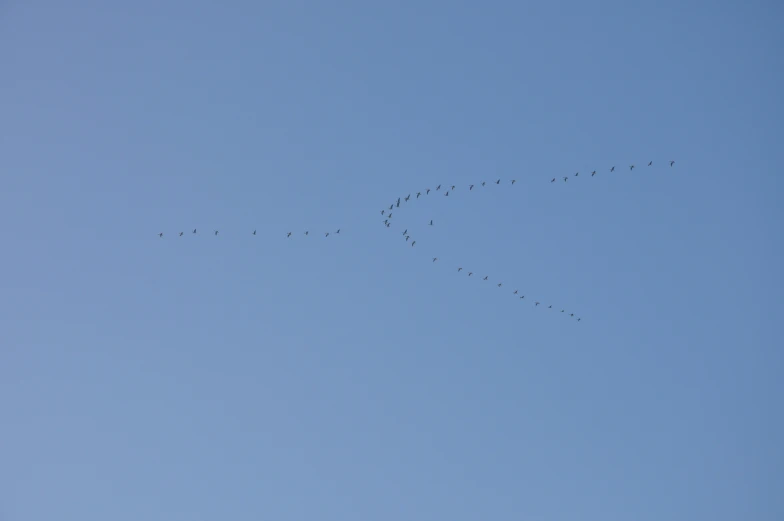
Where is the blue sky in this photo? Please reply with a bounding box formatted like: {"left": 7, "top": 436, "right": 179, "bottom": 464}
{"left": 1, "top": 1, "right": 782, "bottom": 519}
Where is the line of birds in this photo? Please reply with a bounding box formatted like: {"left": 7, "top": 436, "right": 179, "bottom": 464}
{"left": 378, "top": 159, "right": 676, "bottom": 226}
{"left": 157, "top": 228, "right": 343, "bottom": 238}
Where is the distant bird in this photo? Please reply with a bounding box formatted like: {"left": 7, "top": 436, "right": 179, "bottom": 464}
{"left": 451, "top": 185, "right": 455, "bottom": 191}
{"left": 405, "top": 236, "right": 410, "bottom": 241}
{"left": 548, "top": 305, "right": 552, "bottom": 308}
{"left": 405, "top": 194, "right": 410, "bottom": 202}
{"left": 381, "top": 210, "right": 385, "bottom": 215}
{"left": 158, "top": 232, "right": 163, "bottom": 238}
{"left": 535, "top": 301, "right": 540, "bottom": 306}
{"left": 577, "top": 318, "right": 581, "bottom": 322}
{"left": 388, "top": 213, "right": 392, "bottom": 219}
{"left": 193, "top": 229, "right": 197, "bottom": 234}
{"left": 386, "top": 223, "right": 390, "bottom": 227}
{"left": 458, "top": 268, "right": 463, "bottom": 272}
{"left": 495, "top": 179, "right": 500, "bottom": 184}
{"left": 397, "top": 197, "right": 400, "bottom": 204}
{"left": 214, "top": 230, "right": 219, "bottom": 236}
{"left": 629, "top": 164, "right": 635, "bottom": 171}
{"left": 444, "top": 191, "right": 449, "bottom": 196}
{"left": 389, "top": 205, "right": 393, "bottom": 210}
{"left": 551, "top": 178, "right": 556, "bottom": 183}
{"left": 511, "top": 179, "right": 516, "bottom": 185}
{"left": 520, "top": 296, "right": 525, "bottom": 299}
{"left": 429, "top": 220, "right": 433, "bottom": 226}
{"left": 252, "top": 230, "right": 256, "bottom": 235}
{"left": 383, "top": 219, "right": 388, "bottom": 225}
{"left": 403, "top": 229, "right": 407, "bottom": 235}
{"left": 179, "top": 232, "right": 184, "bottom": 236}
{"left": 648, "top": 161, "right": 653, "bottom": 166}
{"left": 610, "top": 166, "right": 615, "bottom": 172}
{"left": 470, "top": 184, "right": 474, "bottom": 190}
{"left": 304, "top": 231, "right": 309, "bottom": 236}
{"left": 325, "top": 232, "right": 329, "bottom": 237}
{"left": 513, "top": 290, "right": 518, "bottom": 295}
{"left": 561, "top": 310, "right": 565, "bottom": 313}
{"left": 287, "top": 232, "right": 292, "bottom": 237}
{"left": 482, "top": 181, "right": 486, "bottom": 186}
{"left": 336, "top": 229, "right": 340, "bottom": 234}
{"left": 426, "top": 188, "right": 431, "bottom": 194}
{"left": 591, "top": 170, "right": 596, "bottom": 176}
{"left": 433, "top": 257, "right": 438, "bottom": 262}
{"left": 483, "top": 276, "right": 488, "bottom": 281}
{"left": 574, "top": 172, "right": 579, "bottom": 177}
{"left": 570, "top": 313, "right": 574, "bottom": 317}
{"left": 411, "top": 241, "right": 416, "bottom": 246}
{"left": 497, "top": 283, "right": 502, "bottom": 287}
{"left": 670, "top": 160, "right": 675, "bottom": 167}
{"left": 396, "top": 201, "right": 400, "bottom": 208}
{"left": 416, "top": 192, "right": 421, "bottom": 198}
{"left": 436, "top": 184, "right": 441, "bottom": 191}
{"left": 468, "top": 272, "right": 473, "bottom": 276}
{"left": 563, "top": 176, "right": 568, "bottom": 182}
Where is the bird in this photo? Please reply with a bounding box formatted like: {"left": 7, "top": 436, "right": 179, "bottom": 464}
{"left": 513, "top": 290, "right": 518, "bottom": 295}
{"left": 629, "top": 164, "right": 635, "bottom": 171}
{"left": 179, "top": 232, "right": 184, "bottom": 236}
{"left": 403, "top": 229, "right": 407, "bottom": 235}
{"left": 396, "top": 201, "right": 400, "bottom": 208}
{"left": 381, "top": 210, "right": 384, "bottom": 215}
{"left": 574, "top": 172, "right": 579, "bottom": 177}
{"left": 436, "top": 184, "right": 441, "bottom": 190}
{"left": 405, "top": 194, "right": 410, "bottom": 202}
{"left": 648, "top": 161, "right": 653, "bottom": 166}
{"left": 433, "top": 257, "right": 438, "bottom": 262}
{"left": 336, "top": 229, "right": 340, "bottom": 234}
{"left": 561, "top": 310, "right": 565, "bottom": 313}
{"left": 551, "top": 178, "right": 556, "bottom": 183}
{"left": 563, "top": 176, "right": 568, "bottom": 182}
{"left": 591, "top": 170, "right": 596, "bottom": 176}
{"left": 287, "top": 232, "right": 292, "bottom": 237}
{"left": 386, "top": 223, "right": 390, "bottom": 227}
{"left": 252, "top": 230, "right": 256, "bottom": 235}
{"left": 577, "top": 318, "right": 581, "bottom": 322}
{"left": 388, "top": 213, "right": 392, "bottom": 219}
{"left": 470, "top": 184, "right": 474, "bottom": 190}
{"left": 495, "top": 179, "right": 500, "bottom": 184}
{"left": 417, "top": 192, "right": 421, "bottom": 198}
{"left": 325, "top": 232, "right": 329, "bottom": 237}
{"left": 397, "top": 197, "right": 400, "bottom": 204}
{"left": 444, "top": 191, "right": 449, "bottom": 196}
{"left": 429, "top": 220, "right": 433, "bottom": 226}
{"left": 389, "top": 205, "right": 393, "bottom": 210}
{"left": 411, "top": 241, "right": 416, "bottom": 246}
{"left": 451, "top": 185, "right": 456, "bottom": 191}
{"left": 193, "top": 229, "right": 197, "bottom": 234}
{"left": 520, "top": 296, "right": 525, "bottom": 299}
{"left": 426, "top": 188, "right": 431, "bottom": 195}
{"left": 483, "top": 276, "right": 488, "bottom": 281}
{"left": 497, "top": 283, "right": 502, "bottom": 287}
{"left": 670, "top": 160, "right": 675, "bottom": 167}
{"left": 511, "top": 179, "right": 516, "bottom": 185}
{"left": 570, "top": 313, "right": 574, "bottom": 317}
{"left": 405, "top": 236, "right": 410, "bottom": 241}
{"left": 158, "top": 232, "right": 163, "bottom": 238}
{"left": 458, "top": 268, "right": 463, "bottom": 272}
{"left": 535, "top": 302, "right": 540, "bottom": 306}
{"left": 304, "top": 231, "right": 309, "bottom": 235}
{"left": 468, "top": 272, "right": 473, "bottom": 276}
{"left": 548, "top": 305, "right": 552, "bottom": 308}
{"left": 383, "top": 219, "right": 388, "bottom": 225}
{"left": 610, "top": 166, "right": 615, "bottom": 172}
{"left": 214, "top": 230, "right": 219, "bottom": 236}
{"left": 482, "top": 181, "right": 486, "bottom": 186}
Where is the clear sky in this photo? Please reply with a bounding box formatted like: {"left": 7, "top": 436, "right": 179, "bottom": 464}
{"left": 1, "top": 1, "right": 782, "bottom": 520}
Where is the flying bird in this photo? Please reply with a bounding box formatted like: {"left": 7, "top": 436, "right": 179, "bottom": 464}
{"left": 214, "top": 230, "right": 219, "bottom": 236}
{"left": 513, "top": 290, "right": 518, "bottom": 295}
{"left": 548, "top": 305, "right": 552, "bottom": 308}
{"left": 470, "top": 184, "right": 474, "bottom": 190}
{"left": 179, "top": 232, "right": 184, "bottom": 236}
{"left": 591, "top": 170, "right": 596, "bottom": 176}
{"left": 417, "top": 192, "right": 421, "bottom": 198}
{"left": 397, "top": 197, "right": 400, "bottom": 204}
{"left": 403, "top": 229, "right": 407, "bottom": 235}
{"left": 436, "top": 185, "right": 441, "bottom": 191}
{"left": 411, "top": 241, "right": 416, "bottom": 246}
{"left": 574, "top": 172, "right": 579, "bottom": 177}
{"left": 451, "top": 185, "right": 455, "bottom": 191}
{"left": 570, "top": 313, "right": 574, "bottom": 317}
{"left": 158, "top": 232, "right": 163, "bottom": 238}
{"left": 304, "top": 231, "right": 309, "bottom": 235}
{"left": 458, "top": 268, "right": 463, "bottom": 272}
{"left": 433, "top": 257, "right": 438, "bottom": 262}
{"left": 405, "top": 194, "right": 410, "bottom": 202}
{"left": 610, "top": 166, "right": 615, "bottom": 172}
{"left": 389, "top": 205, "right": 393, "bottom": 210}
{"left": 520, "top": 296, "right": 525, "bottom": 299}
{"left": 511, "top": 179, "right": 516, "bottom": 184}
{"left": 648, "top": 161, "right": 653, "bottom": 166}
{"left": 535, "top": 302, "right": 540, "bottom": 306}
{"left": 483, "top": 276, "right": 488, "bottom": 281}
{"left": 252, "top": 230, "right": 256, "bottom": 235}
{"left": 426, "top": 188, "right": 431, "bottom": 194}
{"left": 383, "top": 219, "right": 388, "bottom": 225}
{"left": 193, "top": 229, "right": 197, "bottom": 234}
{"left": 429, "top": 220, "right": 433, "bottom": 226}
{"left": 551, "top": 178, "right": 556, "bottom": 183}
{"left": 336, "top": 229, "right": 340, "bottom": 234}
{"left": 670, "top": 160, "right": 675, "bottom": 167}
{"left": 381, "top": 210, "right": 384, "bottom": 215}
{"left": 396, "top": 201, "right": 400, "bottom": 208}
{"left": 405, "top": 236, "right": 410, "bottom": 241}
{"left": 563, "top": 177, "right": 568, "bottom": 182}
{"left": 482, "top": 181, "right": 486, "bottom": 186}
{"left": 495, "top": 179, "right": 500, "bottom": 184}
{"left": 468, "top": 272, "right": 473, "bottom": 276}
{"left": 386, "top": 223, "right": 390, "bottom": 227}
{"left": 325, "top": 232, "right": 329, "bottom": 237}
{"left": 444, "top": 191, "right": 449, "bottom": 196}
{"left": 497, "top": 283, "right": 502, "bottom": 287}
{"left": 287, "top": 232, "right": 292, "bottom": 237}
{"left": 629, "top": 165, "right": 635, "bottom": 171}
{"left": 577, "top": 318, "right": 581, "bottom": 322}
{"left": 388, "top": 213, "right": 392, "bottom": 219}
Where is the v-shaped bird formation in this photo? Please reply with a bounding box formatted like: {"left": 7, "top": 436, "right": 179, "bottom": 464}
{"left": 157, "top": 158, "right": 675, "bottom": 323}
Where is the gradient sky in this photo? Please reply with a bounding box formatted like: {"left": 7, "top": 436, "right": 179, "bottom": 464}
{"left": 1, "top": 1, "right": 782, "bottom": 520}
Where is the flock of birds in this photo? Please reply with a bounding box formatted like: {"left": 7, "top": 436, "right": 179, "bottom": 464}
{"left": 158, "top": 159, "right": 676, "bottom": 322}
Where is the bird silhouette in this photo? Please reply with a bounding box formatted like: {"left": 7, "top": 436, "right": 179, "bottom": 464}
{"left": 158, "top": 232, "right": 163, "bottom": 238}
{"left": 179, "top": 232, "right": 184, "bottom": 236}
{"left": 411, "top": 241, "right": 416, "bottom": 246}
{"left": 381, "top": 210, "right": 385, "bottom": 215}
{"left": 563, "top": 176, "right": 568, "bottom": 182}
{"left": 574, "top": 172, "right": 579, "bottom": 177}
{"left": 610, "top": 166, "right": 615, "bottom": 172}
{"left": 214, "top": 230, "right": 219, "bottom": 236}
{"left": 495, "top": 179, "right": 500, "bottom": 184}
{"left": 193, "top": 229, "right": 197, "bottom": 234}
{"left": 511, "top": 179, "right": 516, "bottom": 185}
{"left": 458, "top": 268, "right": 463, "bottom": 272}
{"left": 551, "top": 178, "right": 556, "bottom": 183}
{"left": 287, "top": 232, "right": 292, "bottom": 237}
{"left": 577, "top": 318, "right": 581, "bottom": 322}
{"left": 468, "top": 272, "right": 473, "bottom": 276}
{"left": 336, "top": 229, "right": 340, "bottom": 234}
{"left": 591, "top": 170, "right": 596, "bottom": 176}
{"left": 252, "top": 230, "right": 256, "bottom": 235}
{"left": 389, "top": 205, "right": 393, "bottom": 210}
{"left": 436, "top": 185, "right": 441, "bottom": 190}
{"left": 433, "top": 257, "right": 438, "bottom": 262}
{"left": 405, "top": 194, "right": 410, "bottom": 202}
{"left": 405, "top": 236, "right": 410, "bottom": 241}
{"left": 497, "top": 283, "right": 502, "bottom": 287}
{"left": 513, "top": 290, "right": 518, "bottom": 295}
{"left": 417, "top": 192, "right": 421, "bottom": 198}
{"left": 444, "top": 191, "right": 449, "bottom": 196}
{"left": 535, "top": 302, "right": 540, "bottom": 306}
{"left": 648, "top": 161, "right": 653, "bottom": 166}
{"left": 482, "top": 181, "right": 486, "bottom": 186}
{"left": 403, "top": 229, "right": 407, "bottom": 235}
{"left": 304, "top": 231, "right": 309, "bottom": 235}
{"left": 426, "top": 188, "right": 431, "bottom": 194}
{"left": 629, "top": 165, "right": 635, "bottom": 171}
{"left": 483, "top": 276, "right": 488, "bottom": 281}
{"left": 470, "top": 184, "right": 474, "bottom": 190}
{"left": 451, "top": 185, "right": 455, "bottom": 191}
{"left": 548, "top": 305, "right": 552, "bottom": 308}
{"left": 670, "top": 160, "right": 675, "bottom": 167}
{"left": 520, "top": 296, "right": 525, "bottom": 299}
{"left": 325, "top": 232, "right": 329, "bottom": 237}
{"left": 429, "top": 220, "right": 433, "bottom": 226}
